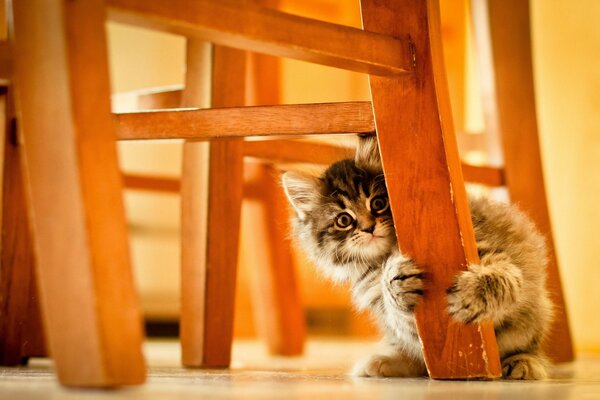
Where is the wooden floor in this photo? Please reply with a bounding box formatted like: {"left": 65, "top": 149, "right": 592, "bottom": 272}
{"left": 0, "top": 339, "right": 599, "bottom": 399}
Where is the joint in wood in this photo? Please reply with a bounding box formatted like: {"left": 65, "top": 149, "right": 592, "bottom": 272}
{"left": 408, "top": 39, "right": 417, "bottom": 69}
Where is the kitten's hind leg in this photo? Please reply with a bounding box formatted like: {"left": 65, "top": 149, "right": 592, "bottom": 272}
{"left": 502, "top": 352, "right": 548, "bottom": 380}
{"left": 352, "top": 350, "right": 427, "bottom": 378}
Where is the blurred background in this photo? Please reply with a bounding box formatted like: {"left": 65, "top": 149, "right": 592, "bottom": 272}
{"left": 109, "top": 0, "right": 600, "bottom": 353}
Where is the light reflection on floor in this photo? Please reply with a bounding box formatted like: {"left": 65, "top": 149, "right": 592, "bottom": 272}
{"left": 0, "top": 339, "right": 597, "bottom": 400}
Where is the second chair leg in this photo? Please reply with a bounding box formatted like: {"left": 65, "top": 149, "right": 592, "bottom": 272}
{"left": 243, "top": 161, "right": 305, "bottom": 356}
{"left": 181, "top": 42, "right": 246, "bottom": 368}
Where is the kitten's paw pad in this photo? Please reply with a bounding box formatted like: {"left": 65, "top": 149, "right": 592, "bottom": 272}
{"left": 351, "top": 354, "right": 421, "bottom": 378}
{"left": 383, "top": 255, "right": 425, "bottom": 311}
{"left": 446, "top": 269, "right": 489, "bottom": 324}
{"left": 502, "top": 354, "right": 548, "bottom": 380}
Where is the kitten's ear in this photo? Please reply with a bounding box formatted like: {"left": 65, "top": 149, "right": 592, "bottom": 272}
{"left": 281, "top": 171, "right": 319, "bottom": 220}
{"left": 355, "top": 134, "right": 382, "bottom": 171}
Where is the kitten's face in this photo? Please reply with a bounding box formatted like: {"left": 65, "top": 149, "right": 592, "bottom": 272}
{"left": 283, "top": 136, "right": 397, "bottom": 282}
{"left": 315, "top": 160, "right": 396, "bottom": 261}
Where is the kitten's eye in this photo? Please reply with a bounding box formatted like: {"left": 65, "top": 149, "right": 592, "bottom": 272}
{"left": 334, "top": 212, "right": 354, "bottom": 230}
{"left": 370, "top": 196, "right": 389, "bottom": 214}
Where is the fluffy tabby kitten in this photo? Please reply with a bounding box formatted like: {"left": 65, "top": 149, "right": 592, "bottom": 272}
{"left": 282, "top": 135, "right": 553, "bottom": 380}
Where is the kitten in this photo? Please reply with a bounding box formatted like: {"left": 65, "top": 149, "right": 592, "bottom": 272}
{"left": 282, "top": 135, "right": 553, "bottom": 380}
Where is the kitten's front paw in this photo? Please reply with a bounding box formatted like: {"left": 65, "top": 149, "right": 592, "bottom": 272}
{"left": 383, "top": 254, "right": 425, "bottom": 312}
{"left": 446, "top": 267, "right": 490, "bottom": 324}
{"left": 352, "top": 354, "right": 424, "bottom": 378}
{"left": 502, "top": 353, "right": 548, "bottom": 380}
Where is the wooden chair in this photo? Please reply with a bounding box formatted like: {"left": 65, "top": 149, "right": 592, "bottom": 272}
{"left": 119, "top": 46, "right": 307, "bottom": 359}
{"left": 0, "top": 0, "right": 573, "bottom": 387}
{"left": 117, "top": 0, "right": 575, "bottom": 370}
{"left": 109, "top": 0, "right": 504, "bottom": 377}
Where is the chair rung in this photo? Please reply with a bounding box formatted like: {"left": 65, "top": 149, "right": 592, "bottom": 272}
{"left": 461, "top": 163, "right": 505, "bottom": 186}
{"left": 116, "top": 102, "right": 506, "bottom": 187}
{"left": 122, "top": 173, "right": 180, "bottom": 193}
{"left": 106, "top": 0, "right": 413, "bottom": 76}
{"left": 136, "top": 86, "right": 184, "bottom": 110}
{"left": 122, "top": 154, "right": 504, "bottom": 195}
{"left": 245, "top": 140, "right": 505, "bottom": 187}
{"left": 115, "top": 102, "right": 375, "bottom": 140}
{"left": 244, "top": 140, "right": 353, "bottom": 165}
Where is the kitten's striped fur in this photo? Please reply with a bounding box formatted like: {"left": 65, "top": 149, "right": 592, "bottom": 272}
{"left": 282, "top": 135, "right": 553, "bottom": 380}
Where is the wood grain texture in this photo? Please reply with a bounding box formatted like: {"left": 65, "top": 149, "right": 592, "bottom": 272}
{"left": 243, "top": 162, "right": 305, "bottom": 355}
{"left": 199, "top": 45, "right": 246, "bottom": 367}
{"left": 180, "top": 40, "right": 213, "bottom": 368}
{"left": 115, "top": 102, "right": 374, "bottom": 140}
{"left": 106, "top": 0, "right": 412, "bottom": 77}
{"left": 180, "top": 41, "right": 246, "bottom": 368}
{"left": 361, "top": 0, "right": 501, "bottom": 378}
{"left": 473, "top": 0, "right": 574, "bottom": 363}
{"left": 9, "top": 0, "right": 145, "bottom": 386}
{"left": 0, "top": 92, "right": 46, "bottom": 366}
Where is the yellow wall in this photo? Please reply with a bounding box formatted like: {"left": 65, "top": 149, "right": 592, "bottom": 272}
{"left": 531, "top": 0, "right": 600, "bottom": 352}
{"left": 108, "top": 1, "right": 600, "bottom": 350}
{"left": 108, "top": 24, "right": 185, "bottom": 320}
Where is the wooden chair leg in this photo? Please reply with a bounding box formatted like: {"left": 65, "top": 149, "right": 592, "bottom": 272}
{"left": 180, "top": 40, "right": 212, "bottom": 368}
{"left": 181, "top": 42, "right": 246, "bottom": 368}
{"left": 472, "top": 0, "right": 574, "bottom": 363}
{"left": 244, "top": 161, "right": 305, "bottom": 356}
{"left": 9, "top": 0, "right": 145, "bottom": 386}
{"left": 360, "top": 0, "right": 501, "bottom": 378}
{"left": 244, "top": 3, "right": 306, "bottom": 354}
{"left": 0, "top": 92, "right": 46, "bottom": 366}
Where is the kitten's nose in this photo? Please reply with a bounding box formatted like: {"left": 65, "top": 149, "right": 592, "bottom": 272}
{"left": 361, "top": 224, "right": 375, "bottom": 234}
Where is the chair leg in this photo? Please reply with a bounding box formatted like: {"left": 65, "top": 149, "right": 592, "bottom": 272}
{"left": 181, "top": 42, "right": 246, "bottom": 368}
{"left": 360, "top": 0, "right": 501, "bottom": 379}
{"left": 0, "top": 92, "right": 46, "bottom": 366}
{"left": 9, "top": 0, "right": 145, "bottom": 386}
{"left": 180, "top": 40, "right": 212, "bottom": 368}
{"left": 472, "top": 0, "right": 574, "bottom": 363}
{"left": 244, "top": 4, "right": 306, "bottom": 354}
{"left": 243, "top": 161, "right": 305, "bottom": 356}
